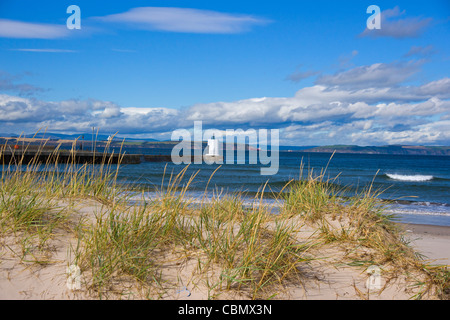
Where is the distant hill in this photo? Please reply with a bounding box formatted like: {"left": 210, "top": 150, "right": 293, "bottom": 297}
{"left": 301, "top": 145, "right": 450, "bottom": 156}
{"left": 0, "top": 132, "right": 159, "bottom": 142}
{"left": 279, "top": 146, "right": 317, "bottom": 151}
{"left": 2, "top": 132, "right": 449, "bottom": 156}
{"left": 41, "top": 133, "right": 158, "bottom": 142}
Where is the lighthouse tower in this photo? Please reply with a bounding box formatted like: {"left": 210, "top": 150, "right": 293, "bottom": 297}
{"left": 206, "top": 137, "right": 220, "bottom": 156}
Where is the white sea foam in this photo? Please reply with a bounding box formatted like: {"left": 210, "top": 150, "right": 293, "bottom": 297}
{"left": 386, "top": 173, "right": 434, "bottom": 182}
{"left": 387, "top": 207, "right": 450, "bottom": 217}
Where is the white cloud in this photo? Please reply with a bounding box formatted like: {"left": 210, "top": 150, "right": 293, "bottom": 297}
{"left": 360, "top": 6, "right": 432, "bottom": 39}
{"left": 11, "top": 49, "right": 77, "bottom": 53}
{"left": 0, "top": 71, "right": 45, "bottom": 96}
{"left": 96, "top": 7, "right": 270, "bottom": 34}
{"left": 1, "top": 61, "right": 449, "bottom": 145}
{"left": 120, "top": 107, "right": 177, "bottom": 116}
{"left": 0, "top": 19, "right": 69, "bottom": 39}
{"left": 349, "top": 120, "right": 450, "bottom": 145}
{"left": 415, "top": 78, "right": 450, "bottom": 98}
{"left": 316, "top": 60, "right": 424, "bottom": 89}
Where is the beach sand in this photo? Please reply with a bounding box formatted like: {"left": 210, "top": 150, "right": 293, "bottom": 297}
{"left": 0, "top": 200, "right": 449, "bottom": 300}
{"left": 398, "top": 223, "right": 450, "bottom": 266}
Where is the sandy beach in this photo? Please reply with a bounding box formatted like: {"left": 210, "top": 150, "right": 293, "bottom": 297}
{"left": 398, "top": 223, "right": 450, "bottom": 266}
{"left": 1, "top": 196, "right": 449, "bottom": 300}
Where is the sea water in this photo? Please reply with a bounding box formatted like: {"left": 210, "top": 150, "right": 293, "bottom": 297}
{"left": 112, "top": 149, "right": 450, "bottom": 227}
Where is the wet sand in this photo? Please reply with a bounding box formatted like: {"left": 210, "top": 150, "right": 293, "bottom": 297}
{"left": 398, "top": 223, "right": 450, "bottom": 266}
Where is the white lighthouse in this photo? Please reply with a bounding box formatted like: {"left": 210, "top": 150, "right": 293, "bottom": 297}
{"left": 206, "top": 138, "right": 219, "bottom": 156}
{"left": 204, "top": 136, "right": 223, "bottom": 163}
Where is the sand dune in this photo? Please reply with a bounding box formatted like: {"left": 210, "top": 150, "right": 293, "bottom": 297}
{"left": 1, "top": 199, "right": 448, "bottom": 300}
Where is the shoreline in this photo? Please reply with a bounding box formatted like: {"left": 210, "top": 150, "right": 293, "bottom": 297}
{"left": 397, "top": 222, "right": 450, "bottom": 266}
{"left": 397, "top": 222, "right": 450, "bottom": 237}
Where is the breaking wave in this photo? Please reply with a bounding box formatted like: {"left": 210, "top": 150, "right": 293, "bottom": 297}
{"left": 385, "top": 173, "right": 434, "bottom": 182}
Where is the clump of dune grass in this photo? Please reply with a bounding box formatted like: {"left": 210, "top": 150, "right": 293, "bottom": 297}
{"left": 190, "top": 187, "right": 313, "bottom": 299}
{"left": 0, "top": 182, "right": 66, "bottom": 262}
{"left": 280, "top": 164, "right": 450, "bottom": 299}
{"left": 280, "top": 156, "right": 344, "bottom": 221}
{"left": 0, "top": 132, "right": 123, "bottom": 262}
{"left": 280, "top": 163, "right": 406, "bottom": 261}
{"left": 73, "top": 167, "right": 198, "bottom": 298}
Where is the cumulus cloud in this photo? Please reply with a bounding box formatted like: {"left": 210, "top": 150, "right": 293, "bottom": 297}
{"left": 0, "top": 71, "right": 45, "bottom": 96}
{"left": 1, "top": 60, "right": 449, "bottom": 145}
{"left": 96, "top": 7, "right": 270, "bottom": 34}
{"left": 349, "top": 120, "right": 450, "bottom": 146}
{"left": 316, "top": 60, "right": 424, "bottom": 89}
{"left": 414, "top": 78, "right": 450, "bottom": 98}
{"left": 0, "top": 94, "right": 181, "bottom": 134}
{"left": 360, "top": 6, "right": 432, "bottom": 39}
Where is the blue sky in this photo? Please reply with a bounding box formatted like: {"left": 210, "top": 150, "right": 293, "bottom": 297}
{"left": 0, "top": 0, "right": 449, "bottom": 146}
